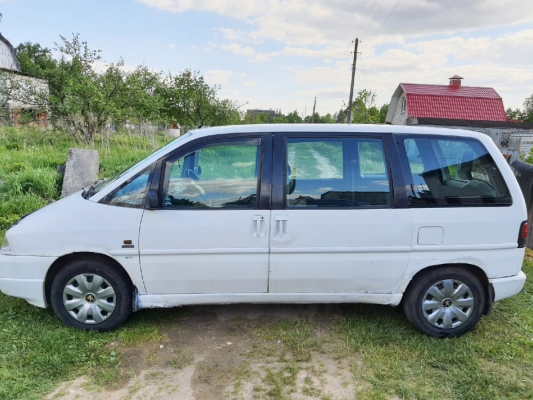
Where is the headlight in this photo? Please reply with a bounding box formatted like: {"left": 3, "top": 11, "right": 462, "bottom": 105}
{"left": 1, "top": 234, "right": 11, "bottom": 252}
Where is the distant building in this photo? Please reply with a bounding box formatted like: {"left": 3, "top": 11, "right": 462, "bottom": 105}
{"left": 246, "top": 109, "right": 279, "bottom": 119}
{"left": 0, "top": 32, "right": 48, "bottom": 126}
{"left": 385, "top": 75, "right": 533, "bottom": 161}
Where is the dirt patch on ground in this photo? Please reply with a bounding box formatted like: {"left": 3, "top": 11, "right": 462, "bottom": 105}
{"left": 46, "top": 304, "right": 360, "bottom": 400}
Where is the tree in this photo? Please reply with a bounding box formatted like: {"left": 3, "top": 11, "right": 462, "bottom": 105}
{"left": 13, "top": 35, "right": 243, "bottom": 141}
{"left": 523, "top": 94, "right": 533, "bottom": 123}
{"left": 285, "top": 110, "right": 303, "bottom": 123}
{"left": 15, "top": 42, "right": 57, "bottom": 78}
{"left": 337, "top": 89, "right": 388, "bottom": 124}
{"left": 506, "top": 107, "right": 525, "bottom": 121}
{"left": 46, "top": 34, "right": 130, "bottom": 143}
{"left": 159, "top": 70, "right": 241, "bottom": 132}
{"left": 120, "top": 66, "right": 166, "bottom": 126}
{"left": 305, "top": 112, "right": 335, "bottom": 123}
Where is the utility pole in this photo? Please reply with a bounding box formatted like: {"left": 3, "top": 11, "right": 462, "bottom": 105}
{"left": 311, "top": 97, "right": 317, "bottom": 123}
{"left": 346, "top": 38, "right": 359, "bottom": 124}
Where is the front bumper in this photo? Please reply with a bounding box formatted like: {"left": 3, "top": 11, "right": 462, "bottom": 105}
{"left": 490, "top": 271, "right": 527, "bottom": 302}
{"left": 0, "top": 254, "right": 57, "bottom": 308}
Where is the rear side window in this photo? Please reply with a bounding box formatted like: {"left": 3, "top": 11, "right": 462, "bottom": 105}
{"left": 285, "top": 137, "right": 390, "bottom": 208}
{"left": 403, "top": 136, "right": 512, "bottom": 206}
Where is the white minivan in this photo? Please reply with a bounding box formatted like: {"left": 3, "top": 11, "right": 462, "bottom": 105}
{"left": 0, "top": 124, "right": 527, "bottom": 337}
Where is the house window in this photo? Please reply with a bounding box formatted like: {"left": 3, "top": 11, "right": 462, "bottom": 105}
{"left": 401, "top": 97, "right": 406, "bottom": 114}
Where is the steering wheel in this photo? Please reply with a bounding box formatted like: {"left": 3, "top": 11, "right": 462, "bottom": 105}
{"left": 186, "top": 169, "right": 212, "bottom": 207}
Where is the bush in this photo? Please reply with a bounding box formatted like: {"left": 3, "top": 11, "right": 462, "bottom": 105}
{"left": 1, "top": 169, "right": 62, "bottom": 199}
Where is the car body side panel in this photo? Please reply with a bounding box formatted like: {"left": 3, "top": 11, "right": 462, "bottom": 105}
{"left": 269, "top": 209, "right": 412, "bottom": 294}
{"left": 5, "top": 193, "right": 146, "bottom": 294}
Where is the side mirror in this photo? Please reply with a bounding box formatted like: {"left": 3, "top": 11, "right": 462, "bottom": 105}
{"left": 145, "top": 190, "right": 159, "bottom": 209}
{"left": 194, "top": 166, "right": 202, "bottom": 176}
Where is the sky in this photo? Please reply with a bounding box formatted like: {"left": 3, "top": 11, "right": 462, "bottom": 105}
{"left": 1, "top": 0, "right": 532, "bottom": 118}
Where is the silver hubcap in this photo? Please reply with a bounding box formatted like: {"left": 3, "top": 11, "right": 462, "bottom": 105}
{"left": 422, "top": 279, "right": 474, "bottom": 329}
{"left": 62, "top": 274, "right": 116, "bottom": 324}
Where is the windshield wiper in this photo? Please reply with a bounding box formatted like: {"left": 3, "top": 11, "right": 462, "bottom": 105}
{"left": 82, "top": 178, "right": 105, "bottom": 199}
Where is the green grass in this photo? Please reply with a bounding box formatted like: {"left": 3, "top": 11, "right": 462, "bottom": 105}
{"left": 336, "top": 257, "right": 533, "bottom": 400}
{"left": 0, "top": 126, "right": 173, "bottom": 237}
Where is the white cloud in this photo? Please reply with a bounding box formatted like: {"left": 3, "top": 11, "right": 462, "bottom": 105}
{"left": 243, "top": 81, "right": 257, "bottom": 87}
{"left": 204, "top": 69, "right": 232, "bottom": 84}
{"left": 139, "top": 0, "right": 533, "bottom": 110}
{"left": 237, "top": 72, "right": 247, "bottom": 78}
{"left": 221, "top": 43, "right": 256, "bottom": 57}
{"left": 408, "top": 30, "right": 533, "bottom": 65}
{"left": 140, "top": 0, "right": 533, "bottom": 47}
{"left": 92, "top": 61, "right": 137, "bottom": 74}
{"left": 168, "top": 43, "right": 176, "bottom": 49}
{"left": 139, "top": 0, "right": 265, "bottom": 19}
{"left": 251, "top": 46, "right": 348, "bottom": 63}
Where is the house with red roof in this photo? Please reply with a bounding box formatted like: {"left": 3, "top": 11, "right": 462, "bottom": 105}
{"left": 385, "top": 75, "right": 512, "bottom": 125}
{"left": 385, "top": 75, "right": 533, "bottom": 159}
{"left": 385, "top": 76, "right": 533, "bottom": 160}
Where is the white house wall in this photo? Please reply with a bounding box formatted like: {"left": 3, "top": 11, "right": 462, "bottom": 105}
{"left": 0, "top": 40, "right": 19, "bottom": 71}
{"left": 391, "top": 92, "right": 408, "bottom": 125}
{"left": 0, "top": 71, "right": 49, "bottom": 109}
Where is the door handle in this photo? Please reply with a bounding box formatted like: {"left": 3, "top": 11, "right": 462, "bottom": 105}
{"left": 252, "top": 215, "right": 266, "bottom": 238}
{"left": 274, "top": 216, "right": 289, "bottom": 239}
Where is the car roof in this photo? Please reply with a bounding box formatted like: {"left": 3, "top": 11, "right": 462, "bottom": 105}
{"left": 187, "top": 123, "right": 486, "bottom": 139}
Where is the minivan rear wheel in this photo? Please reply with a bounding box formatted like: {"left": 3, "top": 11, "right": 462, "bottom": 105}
{"left": 403, "top": 267, "right": 485, "bottom": 337}
{"left": 50, "top": 257, "right": 132, "bottom": 331}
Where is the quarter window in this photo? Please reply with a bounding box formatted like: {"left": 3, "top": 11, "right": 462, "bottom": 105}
{"left": 403, "top": 137, "right": 512, "bottom": 206}
{"left": 285, "top": 137, "right": 390, "bottom": 208}
{"left": 162, "top": 139, "right": 261, "bottom": 209}
{"left": 101, "top": 168, "right": 152, "bottom": 208}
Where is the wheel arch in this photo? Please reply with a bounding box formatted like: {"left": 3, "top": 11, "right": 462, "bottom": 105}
{"left": 44, "top": 252, "right": 134, "bottom": 307}
{"left": 401, "top": 263, "right": 493, "bottom": 315}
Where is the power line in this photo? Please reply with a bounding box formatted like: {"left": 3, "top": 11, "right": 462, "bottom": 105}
{"left": 368, "top": 0, "right": 403, "bottom": 43}
{"left": 360, "top": 0, "right": 385, "bottom": 39}
{"left": 359, "top": 55, "right": 395, "bottom": 88}
{"left": 356, "top": 0, "right": 378, "bottom": 37}
{"left": 361, "top": 0, "right": 389, "bottom": 40}
{"left": 360, "top": 55, "right": 369, "bottom": 88}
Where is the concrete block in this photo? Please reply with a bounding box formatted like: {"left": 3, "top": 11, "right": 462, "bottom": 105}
{"left": 61, "top": 148, "right": 99, "bottom": 197}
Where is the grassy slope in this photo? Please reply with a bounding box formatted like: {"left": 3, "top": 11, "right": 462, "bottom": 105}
{"left": 0, "top": 126, "right": 172, "bottom": 237}
{"left": 0, "top": 127, "right": 532, "bottom": 399}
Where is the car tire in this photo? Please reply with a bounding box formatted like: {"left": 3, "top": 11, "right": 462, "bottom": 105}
{"left": 50, "top": 257, "right": 132, "bottom": 332}
{"left": 403, "top": 267, "right": 485, "bottom": 338}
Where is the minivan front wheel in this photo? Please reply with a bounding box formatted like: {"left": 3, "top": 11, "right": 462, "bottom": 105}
{"left": 50, "top": 257, "right": 132, "bottom": 331}
{"left": 403, "top": 267, "right": 485, "bottom": 337}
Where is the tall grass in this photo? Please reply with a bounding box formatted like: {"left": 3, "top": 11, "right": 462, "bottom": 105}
{"left": 0, "top": 126, "right": 173, "bottom": 235}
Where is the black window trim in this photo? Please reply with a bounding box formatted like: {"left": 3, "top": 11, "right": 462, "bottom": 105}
{"left": 395, "top": 133, "right": 513, "bottom": 208}
{"left": 148, "top": 132, "right": 273, "bottom": 211}
{"left": 272, "top": 131, "right": 407, "bottom": 210}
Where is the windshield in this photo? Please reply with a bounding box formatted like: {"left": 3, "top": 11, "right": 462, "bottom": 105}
{"left": 90, "top": 133, "right": 191, "bottom": 197}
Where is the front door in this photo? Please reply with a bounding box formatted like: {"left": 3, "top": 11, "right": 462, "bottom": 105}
{"left": 139, "top": 136, "right": 270, "bottom": 294}
{"left": 268, "top": 134, "right": 411, "bottom": 294}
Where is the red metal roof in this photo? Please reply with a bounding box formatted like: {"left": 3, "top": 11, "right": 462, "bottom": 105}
{"left": 401, "top": 83, "right": 507, "bottom": 121}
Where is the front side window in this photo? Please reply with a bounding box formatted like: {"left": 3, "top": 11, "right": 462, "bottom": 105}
{"left": 162, "top": 139, "right": 261, "bottom": 209}
{"left": 285, "top": 137, "right": 390, "bottom": 208}
{"left": 403, "top": 136, "right": 512, "bottom": 206}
